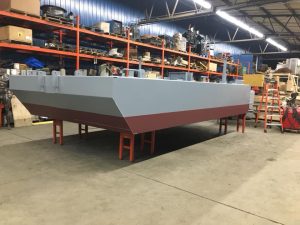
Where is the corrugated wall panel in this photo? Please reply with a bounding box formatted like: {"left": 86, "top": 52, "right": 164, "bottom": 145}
{"left": 214, "top": 43, "right": 245, "bottom": 55}
{"left": 40, "top": 0, "right": 181, "bottom": 35}
{"left": 40, "top": 0, "right": 244, "bottom": 54}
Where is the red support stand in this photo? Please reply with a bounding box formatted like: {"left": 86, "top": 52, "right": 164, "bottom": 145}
{"left": 140, "top": 131, "right": 156, "bottom": 155}
{"left": 219, "top": 118, "right": 228, "bottom": 135}
{"left": 237, "top": 114, "right": 246, "bottom": 133}
{"left": 78, "top": 124, "right": 89, "bottom": 139}
{"left": 53, "top": 120, "right": 63, "bottom": 145}
{"left": 119, "top": 132, "right": 135, "bottom": 162}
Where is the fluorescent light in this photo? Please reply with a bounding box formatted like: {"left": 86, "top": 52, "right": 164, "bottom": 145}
{"left": 266, "top": 38, "right": 288, "bottom": 51}
{"left": 216, "top": 10, "right": 264, "bottom": 38}
{"left": 193, "top": 0, "right": 212, "bottom": 9}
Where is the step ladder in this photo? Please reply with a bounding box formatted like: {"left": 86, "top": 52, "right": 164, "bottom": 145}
{"left": 255, "top": 81, "right": 284, "bottom": 133}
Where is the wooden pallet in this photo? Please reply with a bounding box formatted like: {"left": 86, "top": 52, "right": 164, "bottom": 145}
{"left": 110, "top": 33, "right": 125, "bottom": 38}
{"left": 8, "top": 9, "right": 41, "bottom": 18}
{"left": 141, "top": 41, "right": 161, "bottom": 47}
{"left": 43, "top": 16, "right": 74, "bottom": 27}
{"left": 1, "top": 40, "right": 32, "bottom": 46}
{"left": 174, "top": 64, "right": 188, "bottom": 68}
{"left": 45, "top": 45, "right": 75, "bottom": 52}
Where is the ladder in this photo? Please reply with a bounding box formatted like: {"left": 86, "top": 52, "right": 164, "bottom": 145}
{"left": 255, "top": 81, "right": 284, "bottom": 133}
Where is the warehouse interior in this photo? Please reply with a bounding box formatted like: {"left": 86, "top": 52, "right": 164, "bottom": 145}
{"left": 0, "top": 0, "right": 300, "bottom": 224}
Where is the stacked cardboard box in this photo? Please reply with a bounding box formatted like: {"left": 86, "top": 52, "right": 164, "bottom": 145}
{"left": 0, "top": 26, "right": 32, "bottom": 44}
{"left": 0, "top": 0, "right": 40, "bottom": 16}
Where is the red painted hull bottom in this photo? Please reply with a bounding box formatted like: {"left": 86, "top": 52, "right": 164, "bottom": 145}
{"left": 26, "top": 103, "right": 249, "bottom": 134}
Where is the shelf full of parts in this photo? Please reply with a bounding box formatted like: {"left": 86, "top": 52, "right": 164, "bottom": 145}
{"left": 0, "top": 3, "right": 240, "bottom": 81}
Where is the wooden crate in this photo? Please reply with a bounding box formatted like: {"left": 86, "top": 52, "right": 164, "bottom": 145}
{"left": 11, "top": 96, "right": 32, "bottom": 127}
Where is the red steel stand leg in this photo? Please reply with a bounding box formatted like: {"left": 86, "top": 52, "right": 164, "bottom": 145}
{"left": 219, "top": 119, "right": 222, "bottom": 134}
{"left": 242, "top": 114, "right": 246, "bottom": 133}
{"left": 53, "top": 120, "right": 63, "bottom": 145}
{"left": 140, "top": 131, "right": 156, "bottom": 155}
{"left": 237, "top": 115, "right": 240, "bottom": 132}
{"left": 119, "top": 132, "right": 135, "bottom": 162}
{"left": 236, "top": 114, "right": 246, "bottom": 133}
{"left": 53, "top": 121, "right": 57, "bottom": 144}
{"left": 219, "top": 118, "right": 228, "bottom": 135}
{"left": 119, "top": 133, "right": 124, "bottom": 160}
{"left": 140, "top": 133, "right": 145, "bottom": 152}
{"left": 78, "top": 124, "right": 89, "bottom": 139}
{"left": 129, "top": 134, "right": 135, "bottom": 162}
{"left": 150, "top": 131, "right": 155, "bottom": 154}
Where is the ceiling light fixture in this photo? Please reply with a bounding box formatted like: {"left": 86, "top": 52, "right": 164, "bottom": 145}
{"left": 216, "top": 10, "right": 264, "bottom": 38}
{"left": 266, "top": 38, "right": 288, "bottom": 52}
{"left": 193, "top": 0, "right": 212, "bottom": 9}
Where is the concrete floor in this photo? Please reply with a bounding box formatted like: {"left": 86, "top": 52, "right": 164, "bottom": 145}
{"left": 0, "top": 120, "right": 299, "bottom": 225}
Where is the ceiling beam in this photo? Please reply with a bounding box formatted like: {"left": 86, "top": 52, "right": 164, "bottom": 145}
{"left": 138, "top": 0, "right": 289, "bottom": 25}
{"left": 234, "top": 13, "right": 299, "bottom": 18}
{"left": 215, "top": 38, "right": 265, "bottom": 44}
{"left": 259, "top": 7, "right": 300, "bottom": 43}
{"left": 249, "top": 51, "right": 300, "bottom": 55}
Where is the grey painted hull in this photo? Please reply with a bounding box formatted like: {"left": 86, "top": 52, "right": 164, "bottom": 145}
{"left": 10, "top": 76, "right": 250, "bottom": 134}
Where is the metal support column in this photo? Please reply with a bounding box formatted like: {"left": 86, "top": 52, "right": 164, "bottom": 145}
{"left": 222, "top": 59, "right": 227, "bottom": 83}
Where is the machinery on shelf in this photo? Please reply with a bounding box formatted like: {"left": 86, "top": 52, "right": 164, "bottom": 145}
{"left": 108, "top": 48, "right": 123, "bottom": 58}
{"left": 129, "top": 24, "right": 141, "bottom": 41}
{"left": 159, "top": 35, "right": 173, "bottom": 49}
{"left": 183, "top": 26, "right": 202, "bottom": 54}
{"left": 108, "top": 20, "right": 123, "bottom": 35}
{"left": 41, "top": 5, "right": 74, "bottom": 23}
{"left": 276, "top": 58, "right": 300, "bottom": 75}
{"left": 140, "top": 35, "right": 162, "bottom": 46}
{"left": 173, "top": 33, "right": 187, "bottom": 52}
{"left": 44, "top": 36, "right": 75, "bottom": 52}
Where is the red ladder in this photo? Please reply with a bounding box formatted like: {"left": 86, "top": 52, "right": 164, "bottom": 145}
{"left": 255, "top": 82, "right": 283, "bottom": 133}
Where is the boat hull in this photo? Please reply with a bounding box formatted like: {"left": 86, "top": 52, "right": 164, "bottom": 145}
{"left": 10, "top": 76, "right": 250, "bottom": 134}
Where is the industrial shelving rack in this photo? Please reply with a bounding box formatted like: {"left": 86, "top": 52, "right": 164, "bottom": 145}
{"left": 0, "top": 10, "right": 240, "bottom": 78}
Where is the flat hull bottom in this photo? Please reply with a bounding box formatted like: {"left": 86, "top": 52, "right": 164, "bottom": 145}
{"left": 26, "top": 103, "right": 249, "bottom": 134}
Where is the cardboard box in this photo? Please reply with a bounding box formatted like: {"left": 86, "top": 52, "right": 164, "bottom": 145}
{"left": 0, "top": 26, "right": 32, "bottom": 44}
{"left": 93, "top": 22, "right": 110, "bottom": 33}
{"left": 243, "top": 74, "right": 265, "bottom": 87}
{"left": 279, "top": 82, "right": 287, "bottom": 92}
{"left": 145, "top": 71, "right": 160, "bottom": 79}
{"left": 286, "top": 78, "right": 296, "bottom": 92}
{"left": 0, "top": 0, "right": 40, "bottom": 16}
{"left": 129, "top": 47, "right": 138, "bottom": 60}
{"left": 209, "top": 63, "right": 218, "bottom": 72}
